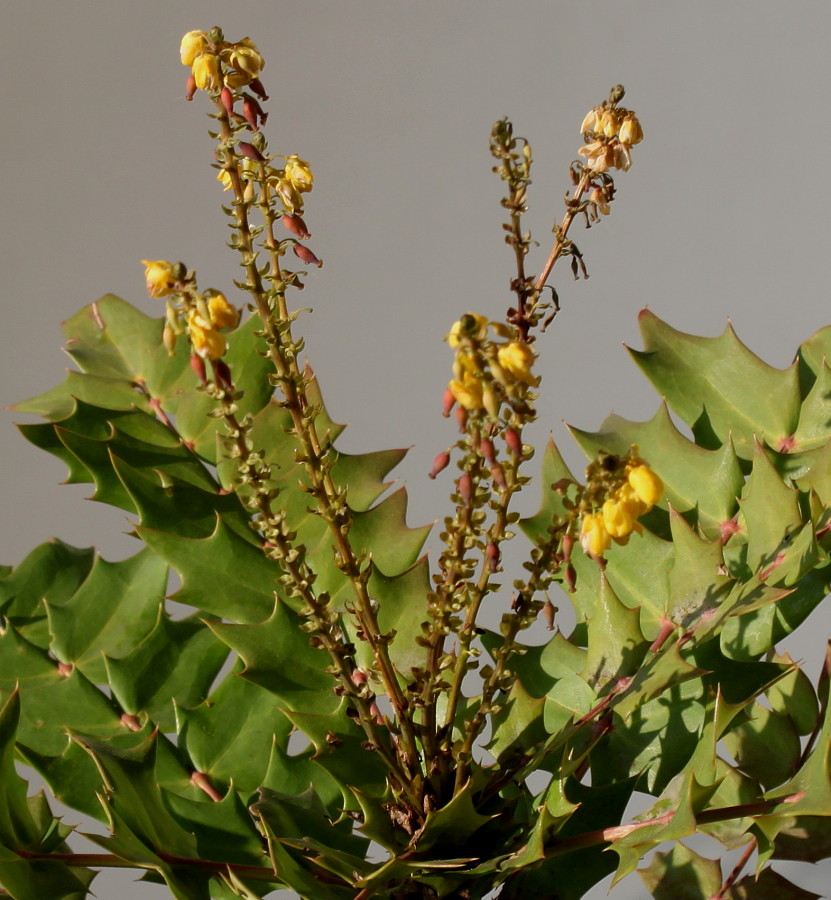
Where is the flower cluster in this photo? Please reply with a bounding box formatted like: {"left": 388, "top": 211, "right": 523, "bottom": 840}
{"left": 579, "top": 450, "right": 663, "bottom": 558}
{"left": 445, "top": 313, "right": 539, "bottom": 419}
{"left": 578, "top": 101, "right": 643, "bottom": 173}
{"left": 180, "top": 29, "right": 265, "bottom": 98}
{"left": 141, "top": 261, "right": 239, "bottom": 362}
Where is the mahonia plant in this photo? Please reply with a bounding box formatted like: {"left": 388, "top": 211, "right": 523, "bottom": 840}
{"left": 1, "top": 25, "right": 829, "bottom": 900}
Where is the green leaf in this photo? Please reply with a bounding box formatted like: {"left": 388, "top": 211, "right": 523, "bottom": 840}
{"left": 638, "top": 842, "right": 722, "bottom": 899}
{"left": 47, "top": 548, "right": 167, "bottom": 683}
{"left": 629, "top": 310, "right": 801, "bottom": 458}
{"left": 721, "top": 702, "right": 803, "bottom": 790}
{"left": 583, "top": 572, "right": 648, "bottom": 693}
{"left": 137, "top": 516, "right": 281, "bottom": 623}
{"left": 209, "top": 598, "right": 338, "bottom": 714}
{"left": 176, "top": 661, "right": 293, "bottom": 794}
{"left": 725, "top": 866, "right": 823, "bottom": 900}
{"left": 0, "top": 693, "right": 96, "bottom": 900}
{"left": 0, "top": 541, "right": 95, "bottom": 623}
{"left": 104, "top": 608, "right": 229, "bottom": 730}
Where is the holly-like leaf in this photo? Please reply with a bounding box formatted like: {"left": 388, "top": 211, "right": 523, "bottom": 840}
{"left": 629, "top": 310, "right": 801, "bottom": 458}
{"left": 638, "top": 842, "right": 723, "bottom": 899}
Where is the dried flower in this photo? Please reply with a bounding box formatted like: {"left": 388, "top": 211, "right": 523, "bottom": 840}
{"left": 618, "top": 114, "right": 643, "bottom": 146}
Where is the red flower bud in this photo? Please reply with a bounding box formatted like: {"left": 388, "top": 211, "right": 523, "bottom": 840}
{"left": 455, "top": 405, "right": 468, "bottom": 432}
{"left": 490, "top": 463, "right": 507, "bottom": 490}
{"left": 564, "top": 564, "right": 577, "bottom": 593}
{"left": 185, "top": 74, "right": 197, "bottom": 101}
{"left": 212, "top": 359, "right": 234, "bottom": 392}
{"left": 281, "top": 213, "right": 310, "bottom": 239}
{"left": 458, "top": 472, "right": 473, "bottom": 505}
{"left": 504, "top": 427, "right": 522, "bottom": 456}
{"left": 351, "top": 668, "right": 367, "bottom": 685}
{"left": 249, "top": 77, "right": 269, "bottom": 101}
{"left": 480, "top": 437, "right": 496, "bottom": 463}
{"left": 486, "top": 541, "right": 500, "bottom": 571}
{"left": 442, "top": 387, "right": 456, "bottom": 417}
{"left": 293, "top": 243, "right": 323, "bottom": 267}
{"left": 220, "top": 86, "right": 235, "bottom": 116}
{"left": 429, "top": 451, "right": 451, "bottom": 479}
{"left": 561, "top": 533, "right": 574, "bottom": 562}
{"left": 543, "top": 599, "right": 556, "bottom": 630}
{"left": 190, "top": 353, "right": 207, "bottom": 383}
{"left": 242, "top": 94, "right": 267, "bottom": 131}
{"left": 238, "top": 141, "right": 266, "bottom": 162}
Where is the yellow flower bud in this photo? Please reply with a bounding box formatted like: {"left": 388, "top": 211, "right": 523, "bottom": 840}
{"left": 187, "top": 310, "right": 227, "bottom": 360}
{"left": 192, "top": 53, "right": 221, "bottom": 92}
{"left": 580, "top": 513, "right": 611, "bottom": 558}
{"left": 180, "top": 31, "right": 209, "bottom": 67}
{"left": 449, "top": 374, "right": 484, "bottom": 411}
{"left": 601, "top": 499, "right": 635, "bottom": 539}
{"left": 627, "top": 465, "right": 663, "bottom": 508}
{"left": 283, "top": 155, "right": 314, "bottom": 194}
{"left": 496, "top": 341, "right": 538, "bottom": 386}
{"left": 141, "top": 260, "right": 179, "bottom": 298}
{"left": 618, "top": 114, "right": 643, "bottom": 146}
{"left": 205, "top": 291, "right": 239, "bottom": 330}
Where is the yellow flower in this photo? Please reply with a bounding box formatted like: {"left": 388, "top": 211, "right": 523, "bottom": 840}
{"left": 601, "top": 498, "right": 636, "bottom": 539}
{"left": 496, "top": 341, "right": 538, "bottom": 386}
{"left": 615, "top": 482, "right": 649, "bottom": 517}
{"left": 141, "top": 260, "right": 179, "bottom": 298}
{"left": 627, "top": 465, "right": 663, "bottom": 508}
{"left": 580, "top": 513, "right": 611, "bottom": 558}
{"left": 283, "top": 155, "right": 314, "bottom": 193}
{"left": 205, "top": 291, "right": 239, "bottom": 330}
{"left": 449, "top": 374, "right": 484, "bottom": 411}
{"left": 217, "top": 170, "right": 233, "bottom": 191}
{"left": 225, "top": 38, "right": 264, "bottom": 86}
{"left": 447, "top": 313, "right": 489, "bottom": 348}
{"left": 618, "top": 114, "right": 643, "bottom": 146}
{"left": 192, "top": 53, "right": 221, "bottom": 92}
{"left": 187, "top": 309, "right": 227, "bottom": 360}
{"left": 181, "top": 31, "right": 210, "bottom": 66}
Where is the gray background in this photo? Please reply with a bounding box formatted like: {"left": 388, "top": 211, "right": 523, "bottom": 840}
{"left": 1, "top": 1, "right": 829, "bottom": 897}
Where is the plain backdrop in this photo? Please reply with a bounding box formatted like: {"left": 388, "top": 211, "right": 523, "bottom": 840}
{"left": 1, "top": 2, "right": 830, "bottom": 897}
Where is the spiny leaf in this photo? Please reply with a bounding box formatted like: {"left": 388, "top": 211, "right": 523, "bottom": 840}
{"left": 629, "top": 310, "right": 801, "bottom": 458}
{"left": 208, "top": 598, "right": 338, "bottom": 714}
{"left": 0, "top": 693, "right": 97, "bottom": 900}
{"left": 176, "top": 660, "right": 293, "bottom": 794}
{"left": 583, "top": 572, "right": 649, "bottom": 693}
{"left": 46, "top": 547, "right": 167, "bottom": 683}
{"left": 137, "top": 516, "right": 282, "bottom": 623}
{"left": 104, "top": 607, "right": 229, "bottom": 730}
{"left": 0, "top": 540, "right": 95, "bottom": 624}
{"left": 0, "top": 626, "right": 124, "bottom": 757}
{"left": 638, "top": 842, "right": 722, "bottom": 899}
